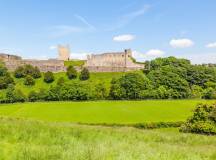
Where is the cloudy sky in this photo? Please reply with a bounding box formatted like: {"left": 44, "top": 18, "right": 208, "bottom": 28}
{"left": 0, "top": 0, "right": 216, "bottom": 64}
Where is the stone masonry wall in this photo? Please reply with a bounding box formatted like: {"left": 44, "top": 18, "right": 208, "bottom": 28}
{"left": 85, "top": 49, "right": 145, "bottom": 72}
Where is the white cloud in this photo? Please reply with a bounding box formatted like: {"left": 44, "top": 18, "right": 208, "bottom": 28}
{"left": 49, "top": 45, "right": 57, "bottom": 50}
{"left": 177, "top": 53, "right": 216, "bottom": 64}
{"left": 107, "top": 5, "right": 150, "bottom": 31}
{"left": 113, "top": 34, "right": 135, "bottom": 42}
{"left": 206, "top": 42, "right": 216, "bottom": 48}
{"left": 132, "top": 49, "right": 165, "bottom": 61}
{"left": 74, "top": 14, "right": 96, "bottom": 30}
{"left": 49, "top": 15, "right": 95, "bottom": 38}
{"left": 170, "top": 38, "right": 194, "bottom": 48}
{"left": 146, "top": 49, "right": 165, "bottom": 56}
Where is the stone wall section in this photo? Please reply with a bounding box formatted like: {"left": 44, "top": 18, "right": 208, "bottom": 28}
{"left": 85, "top": 49, "right": 145, "bottom": 72}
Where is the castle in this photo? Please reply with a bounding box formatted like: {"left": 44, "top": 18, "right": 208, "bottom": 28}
{"left": 85, "top": 49, "right": 144, "bottom": 72}
{"left": 0, "top": 47, "right": 144, "bottom": 72}
{"left": 0, "top": 45, "right": 70, "bottom": 72}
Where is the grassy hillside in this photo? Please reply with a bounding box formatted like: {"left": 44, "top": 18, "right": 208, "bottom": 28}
{"left": 0, "top": 100, "right": 213, "bottom": 123}
{"left": 64, "top": 60, "right": 85, "bottom": 67}
{"left": 0, "top": 117, "right": 215, "bottom": 160}
{"left": 9, "top": 71, "right": 127, "bottom": 95}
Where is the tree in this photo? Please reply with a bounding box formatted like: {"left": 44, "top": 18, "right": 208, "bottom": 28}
{"left": 24, "top": 75, "right": 35, "bottom": 86}
{"left": 32, "top": 66, "right": 41, "bottom": 79}
{"left": 0, "top": 64, "right": 8, "bottom": 77}
{"left": 202, "top": 87, "right": 216, "bottom": 99}
{"left": 44, "top": 71, "right": 54, "bottom": 83}
{"left": 79, "top": 67, "right": 90, "bottom": 80}
{"left": 28, "top": 91, "right": 39, "bottom": 102}
{"left": 23, "top": 64, "right": 35, "bottom": 76}
{"left": 0, "top": 74, "right": 14, "bottom": 89}
{"left": 6, "top": 84, "right": 26, "bottom": 103}
{"left": 191, "top": 85, "right": 203, "bottom": 99}
{"left": 66, "top": 65, "right": 77, "bottom": 79}
{"left": 21, "top": 64, "right": 41, "bottom": 79}
{"left": 57, "top": 77, "right": 65, "bottom": 86}
{"left": 14, "top": 66, "right": 25, "bottom": 78}
{"left": 95, "top": 82, "right": 108, "bottom": 99}
{"left": 180, "top": 103, "right": 216, "bottom": 135}
{"left": 147, "top": 66, "right": 191, "bottom": 99}
{"left": 109, "top": 73, "right": 152, "bottom": 99}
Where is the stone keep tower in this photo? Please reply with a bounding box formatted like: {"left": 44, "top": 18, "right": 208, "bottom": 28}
{"left": 58, "top": 45, "right": 70, "bottom": 61}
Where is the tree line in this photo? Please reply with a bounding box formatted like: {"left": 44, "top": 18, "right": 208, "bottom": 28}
{"left": 1, "top": 56, "right": 216, "bottom": 103}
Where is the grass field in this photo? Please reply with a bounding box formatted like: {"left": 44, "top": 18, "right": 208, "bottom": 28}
{"left": 0, "top": 100, "right": 214, "bottom": 124}
{"left": 0, "top": 117, "right": 215, "bottom": 160}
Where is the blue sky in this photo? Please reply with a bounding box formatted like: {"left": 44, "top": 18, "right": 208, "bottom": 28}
{"left": 0, "top": 0, "right": 216, "bottom": 63}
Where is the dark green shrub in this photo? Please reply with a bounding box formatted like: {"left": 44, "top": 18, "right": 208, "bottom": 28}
{"left": 0, "top": 74, "right": 14, "bottom": 89}
{"left": 57, "top": 77, "right": 65, "bottom": 86}
{"left": 44, "top": 71, "right": 54, "bottom": 83}
{"left": 95, "top": 82, "right": 108, "bottom": 99}
{"left": 109, "top": 73, "right": 151, "bottom": 99}
{"left": 14, "top": 66, "right": 25, "bottom": 78}
{"left": 32, "top": 66, "right": 41, "bottom": 79}
{"left": 28, "top": 91, "right": 39, "bottom": 102}
{"left": 66, "top": 65, "right": 77, "bottom": 79}
{"left": 24, "top": 75, "right": 35, "bottom": 86}
{"left": 180, "top": 103, "right": 216, "bottom": 135}
{"left": 202, "top": 87, "right": 216, "bottom": 99}
{"left": 6, "top": 85, "right": 26, "bottom": 103}
{"left": 79, "top": 67, "right": 90, "bottom": 81}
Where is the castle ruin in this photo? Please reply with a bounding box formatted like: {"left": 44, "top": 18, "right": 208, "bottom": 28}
{"left": 58, "top": 45, "right": 70, "bottom": 61}
{"left": 85, "top": 49, "right": 144, "bottom": 72}
{"left": 0, "top": 48, "right": 144, "bottom": 73}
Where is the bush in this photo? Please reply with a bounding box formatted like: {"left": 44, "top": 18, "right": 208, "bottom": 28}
{"left": 24, "top": 75, "right": 35, "bottom": 86}
{"left": 79, "top": 67, "right": 90, "bottom": 81}
{"left": 6, "top": 85, "right": 26, "bottom": 103}
{"left": 28, "top": 91, "right": 39, "bottom": 102}
{"left": 66, "top": 65, "right": 77, "bottom": 79}
{"left": 109, "top": 73, "right": 152, "bottom": 99}
{"left": 57, "top": 77, "right": 65, "bottom": 86}
{"left": 14, "top": 66, "right": 25, "bottom": 78}
{"left": 32, "top": 66, "right": 41, "bottom": 79}
{"left": 202, "top": 87, "right": 216, "bottom": 99}
{"left": 60, "top": 83, "right": 92, "bottom": 100}
{"left": 44, "top": 71, "right": 54, "bottom": 83}
{"left": 95, "top": 82, "right": 108, "bottom": 99}
{"left": 180, "top": 103, "right": 216, "bottom": 135}
{"left": 0, "top": 74, "right": 14, "bottom": 89}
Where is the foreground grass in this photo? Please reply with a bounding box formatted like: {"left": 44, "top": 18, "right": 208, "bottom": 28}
{"left": 0, "top": 100, "right": 214, "bottom": 124}
{"left": 0, "top": 117, "right": 215, "bottom": 160}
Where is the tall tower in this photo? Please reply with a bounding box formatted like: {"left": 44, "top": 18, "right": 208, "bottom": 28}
{"left": 58, "top": 45, "right": 70, "bottom": 61}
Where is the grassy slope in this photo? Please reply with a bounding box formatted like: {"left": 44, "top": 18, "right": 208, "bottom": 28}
{"left": 12, "top": 71, "right": 126, "bottom": 94}
{"left": 64, "top": 60, "right": 85, "bottom": 67}
{"left": 0, "top": 117, "right": 215, "bottom": 160}
{"left": 0, "top": 100, "right": 214, "bottom": 124}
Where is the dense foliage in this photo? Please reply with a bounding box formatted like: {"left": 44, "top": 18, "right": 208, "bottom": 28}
{"left": 180, "top": 103, "right": 216, "bottom": 135}
{"left": 14, "top": 65, "right": 41, "bottom": 79}
{"left": 44, "top": 71, "right": 54, "bottom": 83}
{"left": 24, "top": 75, "right": 35, "bottom": 86}
{"left": 79, "top": 67, "right": 90, "bottom": 80}
{"left": 0, "top": 63, "right": 14, "bottom": 89}
{"left": 66, "top": 65, "right": 77, "bottom": 79}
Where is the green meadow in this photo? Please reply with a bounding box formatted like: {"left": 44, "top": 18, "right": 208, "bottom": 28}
{"left": 0, "top": 100, "right": 214, "bottom": 123}
{"left": 0, "top": 117, "right": 215, "bottom": 160}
